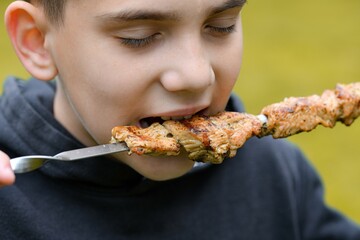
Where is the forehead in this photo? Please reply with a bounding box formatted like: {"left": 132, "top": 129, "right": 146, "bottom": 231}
{"left": 64, "top": 0, "right": 246, "bottom": 21}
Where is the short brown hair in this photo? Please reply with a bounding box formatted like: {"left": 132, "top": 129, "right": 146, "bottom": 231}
{"left": 24, "top": 0, "right": 67, "bottom": 26}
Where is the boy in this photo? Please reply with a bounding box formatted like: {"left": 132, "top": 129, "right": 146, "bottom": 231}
{"left": 0, "top": 0, "right": 359, "bottom": 239}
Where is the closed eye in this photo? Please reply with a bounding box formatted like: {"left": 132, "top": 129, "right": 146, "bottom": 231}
{"left": 206, "top": 24, "right": 236, "bottom": 34}
{"left": 119, "top": 33, "right": 161, "bottom": 48}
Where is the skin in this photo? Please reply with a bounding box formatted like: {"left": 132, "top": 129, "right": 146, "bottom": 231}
{"left": 1, "top": 0, "right": 245, "bottom": 184}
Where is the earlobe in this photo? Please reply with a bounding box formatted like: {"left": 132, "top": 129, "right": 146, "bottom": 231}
{"left": 5, "top": 1, "right": 57, "bottom": 80}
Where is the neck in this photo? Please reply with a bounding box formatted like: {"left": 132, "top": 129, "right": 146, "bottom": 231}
{"left": 53, "top": 77, "right": 98, "bottom": 147}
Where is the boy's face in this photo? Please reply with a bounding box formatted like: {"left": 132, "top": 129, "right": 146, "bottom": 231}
{"left": 44, "top": 0, "right": 244, "bottom": 180}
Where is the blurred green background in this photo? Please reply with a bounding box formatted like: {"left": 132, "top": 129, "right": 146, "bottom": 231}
{"left": 1, "top": 0, "right": 360, "bottom": 223}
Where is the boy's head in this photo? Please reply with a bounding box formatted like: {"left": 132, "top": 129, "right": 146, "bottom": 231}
{"left": 5, "top": 0, "right": 246, "bottom": 180}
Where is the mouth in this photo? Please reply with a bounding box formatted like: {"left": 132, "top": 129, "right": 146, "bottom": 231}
{"left": 139, "top": 116, "right": 191, "bottom": 128}
{"left": 138, "top": 108, "right": 208, "bottom": 128}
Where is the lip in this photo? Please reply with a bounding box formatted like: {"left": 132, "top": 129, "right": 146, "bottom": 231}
{"left": 133, "top": 105, "right": 209, "bottom": 127}
{"left": 131, "top": 105, "right": 212, "bottom": 128}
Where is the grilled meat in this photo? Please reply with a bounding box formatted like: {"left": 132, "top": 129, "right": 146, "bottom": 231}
{"left": 261, "top": 82, "right": 360, "bottom": 138}
{"left": 112, "top": 112, "right": 262, "bottom": 164}
{"left": 111, "top": 123, "right": 180, "bottom": 156}
{"left": 335, "top": 82, "right": 360, "bottom": 125}
{"left": 111, "top": 82, "right": 360, "bottom": 164}
{"left": 163, "top": 112, "right": 262, "bottom": 163}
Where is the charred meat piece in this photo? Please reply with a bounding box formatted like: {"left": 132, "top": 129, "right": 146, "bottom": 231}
{"left": 163, "top": 115, "right": 230, "bottom": 164}
{"left": 111, "top": 123, "right": 180, "bottom": 156}
{"left": 335, "top": 82, "right": 360, "bottom": 125}
{"left": 260, "top": 94, "right": 339, "bottom": 138}
{"left": 260, "top": 82, "right": 360, "bottom": 138}
{"left": 208, "top": 112, "right": 263, "bottom": 157}
{"left": 163, "top": 112, "right": 262, "bottom": 163}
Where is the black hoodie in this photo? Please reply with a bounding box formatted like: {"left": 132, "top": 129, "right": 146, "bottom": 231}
{"left": 0, "top": 77, "right": 359, "bottom": 240}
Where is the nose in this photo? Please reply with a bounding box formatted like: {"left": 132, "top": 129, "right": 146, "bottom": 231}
{"left": 160, "top": 38, "right": 215, "bottom": 93}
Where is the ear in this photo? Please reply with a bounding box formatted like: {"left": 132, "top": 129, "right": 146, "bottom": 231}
{"left": 5, "top": 1, "right": 58, "bottom": 81}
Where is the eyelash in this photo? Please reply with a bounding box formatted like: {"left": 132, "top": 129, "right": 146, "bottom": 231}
{"left": 206, "top": 24, "right": 237, "bottom": 34}
{"left": 119, "top": 24, "right": 236, "bottom": 48}
{"left": 119, "top": 34, "right": 159, "bottom": 48}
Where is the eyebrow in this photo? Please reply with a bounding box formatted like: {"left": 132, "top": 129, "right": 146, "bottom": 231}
{"left": 98, "top": 10, "right": 180, "bottom": 23}
{"left": 211, "top": 0, "right": 247, "bottom": 15}
{"left": 97, "top": 0, "right": 247, "bottom": 23}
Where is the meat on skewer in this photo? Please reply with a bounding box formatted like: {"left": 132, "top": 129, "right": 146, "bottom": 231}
{"left": 162, "top": 113, "right": 262, "bottom": 163}
{"left": 111, "top": 113, "right": 262, "bottom": 163}
{"left": 260, "top": 82, "right": 360, "bottom": 138}
{"left": 111, "top": 123, "right": 180, "bottom": 156}
{"left": 111, "top": 82, "right": 360, "bottom": 164}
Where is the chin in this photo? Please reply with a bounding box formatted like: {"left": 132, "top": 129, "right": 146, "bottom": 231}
{"left": 116, "top": 152, "right": 196, "bottom": 181}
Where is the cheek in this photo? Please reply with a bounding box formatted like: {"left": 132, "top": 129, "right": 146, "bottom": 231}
{"left": 54, "top": 38, "right": 145, "bottom": 106}
{"left": 225, "top": 33, "right": 243, "bottom": 80}
{"left": 211, "top": 37, "right": 243, "bottom": 108}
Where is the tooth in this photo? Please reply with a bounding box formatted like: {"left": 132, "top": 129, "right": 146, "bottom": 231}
{"left": 161, "top": 116, "right": 171, "bottom": 121}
